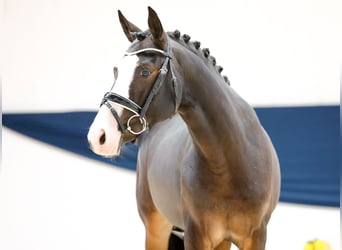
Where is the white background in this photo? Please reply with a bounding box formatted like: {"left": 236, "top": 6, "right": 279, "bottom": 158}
{"left": 1, "top": 0, "right": 341, "bottom": 112}
{"left": 1, "top": 0, "right": 340, "bottom": 249}
{"left": 1, "top": 128, "right": 340, "bottom": 250}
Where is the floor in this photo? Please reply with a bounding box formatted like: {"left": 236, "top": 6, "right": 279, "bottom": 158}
{"left": 1, "top": 128, "right": 339, "bottom": 249}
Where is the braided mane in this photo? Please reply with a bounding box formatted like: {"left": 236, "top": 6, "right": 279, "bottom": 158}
{"left": 167, "top": 30, "right": 230, "bottom": 85}
{"left": 130, "top": 30, "right": 230, "bottom": 85}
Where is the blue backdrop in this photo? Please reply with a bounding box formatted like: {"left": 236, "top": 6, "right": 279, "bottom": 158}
{"left": 2, "top": 105, "right": 339, "bottom": 207}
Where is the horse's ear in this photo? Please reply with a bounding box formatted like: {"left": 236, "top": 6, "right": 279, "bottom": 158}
{"left": 118, "top": 10, "right": 142, "bottom": 42}
{"left": 147, "top": 7, "right": 167, "bottom": 50}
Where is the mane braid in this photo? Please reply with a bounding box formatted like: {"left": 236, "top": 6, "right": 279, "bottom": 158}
{"left": 167, "top": 30, "right": 230, "bottom": 85}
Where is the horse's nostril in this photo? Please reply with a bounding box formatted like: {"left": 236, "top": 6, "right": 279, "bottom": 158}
{"left": 99, "top": 130, "right": 106, "bottom": 145}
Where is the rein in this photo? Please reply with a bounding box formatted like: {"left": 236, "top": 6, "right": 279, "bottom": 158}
{"left": 101, "top": 42, "right": 173, "bottom": 136}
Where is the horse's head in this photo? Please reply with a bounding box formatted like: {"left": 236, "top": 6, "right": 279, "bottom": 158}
{"left": 88, "top": 7, "right": 181, "bottom": 157}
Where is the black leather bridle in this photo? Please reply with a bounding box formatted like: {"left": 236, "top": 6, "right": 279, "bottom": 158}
{"left": 100, "top": 43, "right": 172, "bottom": 135}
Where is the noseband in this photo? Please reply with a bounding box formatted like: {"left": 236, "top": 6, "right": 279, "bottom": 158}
{"left": 101, "top": 43, "right": 173, "bottom": 135}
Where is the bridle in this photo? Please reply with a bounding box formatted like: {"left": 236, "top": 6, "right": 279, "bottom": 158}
{"left": 100, "top": 42, "right": 173, "bottom": 136}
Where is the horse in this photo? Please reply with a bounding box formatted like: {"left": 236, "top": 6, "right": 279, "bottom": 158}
{"left": 87, "top": 7, "right": 281, "bottom": 250}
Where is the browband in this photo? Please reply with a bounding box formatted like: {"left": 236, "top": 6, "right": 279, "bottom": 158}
{"left": 124, "top": 48, "right": 171, "bottom": 58}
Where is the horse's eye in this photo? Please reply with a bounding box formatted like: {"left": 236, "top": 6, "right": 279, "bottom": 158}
{"left": 140, "top": 69, "right": 151, "bottom": 77}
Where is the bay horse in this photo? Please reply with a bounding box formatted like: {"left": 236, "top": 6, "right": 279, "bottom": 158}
{"left": 87, "top": 7, "right": 280, "bottom": 250}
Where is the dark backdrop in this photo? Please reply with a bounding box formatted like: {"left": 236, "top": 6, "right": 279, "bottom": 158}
{"left": 3, "top": 105, "right": 339, "bottom": 207}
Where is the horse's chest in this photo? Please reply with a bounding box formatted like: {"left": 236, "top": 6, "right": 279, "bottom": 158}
{"left": 137, "top": 116, "right": 191, "bottom": 228}
{"left": 147, "top": 160, "right": 183, "bottom": 227}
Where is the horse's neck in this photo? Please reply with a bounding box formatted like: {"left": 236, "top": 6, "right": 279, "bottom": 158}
{"left": 176, "top": 50, "right": 256, "bottom": 165}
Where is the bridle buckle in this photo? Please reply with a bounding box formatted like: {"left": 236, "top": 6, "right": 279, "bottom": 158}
{"left": 126, "top": 114, "right": 148, "bottom": 135}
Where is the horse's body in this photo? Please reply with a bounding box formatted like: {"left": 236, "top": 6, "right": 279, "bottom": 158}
{"left": 138, "top": 114, "right": 188, "bottom": 229}
{"left": 88, "top": 7, "right": 280, "bottom": 250}
{"left": 136, "top": 81, "right": 280, "bottom": 249}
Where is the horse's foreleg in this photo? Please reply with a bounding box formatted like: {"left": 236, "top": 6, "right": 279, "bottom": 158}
{"left": 184, "top": 234, "right": 231, "bottom": 250}
{"left": 215, "top": 240, "right": 231, "bottom": 250}
{"left": 238, "top": 226, "right": 267, "bottom": 250}
{"left": 143, "top": 211, "right": 173, "bottom": 250}
{"left": 183, "top": 218, "right": 212, "bottom": 250}
{"left": 183, "top": 214, "right": 232, "bottom": 250}
{"left": 136, "top": 158, "right": 173, "bottom": 250}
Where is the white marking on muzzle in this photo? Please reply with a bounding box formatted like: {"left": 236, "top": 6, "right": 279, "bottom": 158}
{"left": 87, "top": 104, "right": 123, "bottom": 157}
{"left": 87, "top": 55, "right": 138, "bottom": 157}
